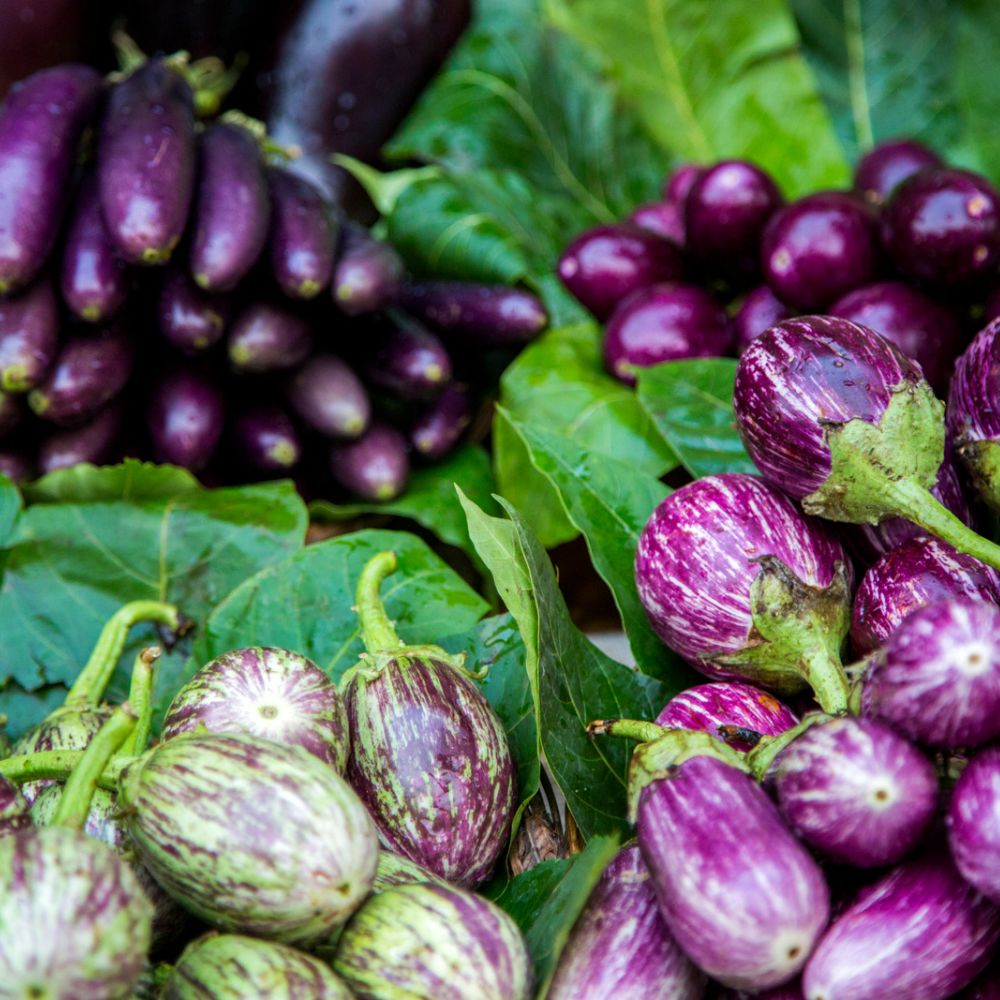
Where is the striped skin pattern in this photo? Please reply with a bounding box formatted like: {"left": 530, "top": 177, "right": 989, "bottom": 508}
{"left": 655, "top": 681, "right": 798, "bottom": 752}
{"left": 372, "top": 849, "right": 443, "bottom": 893}
{"left": 119, "top": 732, "right": 379, "bottom": 946}
{"left": 850, "top": 537, "right": 1000, "bottom": 654}
{"left": 546, "top": 843, "right": 705, "bottom": 1000}
{"left": 637, "top": 754, "right": 829, "bottom": 991}
{"left": 774, "top": 717, "right": 937, "bottom": 868}
{"left": 734, "top": 316, "right": 922, "bottom": 499}
{"left": 863, "top": 599, "right": 1000, "bottom": 748}
{"left": 162, "top": 646, "right": 350, "bottom": 773}
{"left": 635, "top": 473, "right": 850, "bottom": 674}
{"left": 948, "top": 318, "right": 1000, "bottom": 444}
{"left": 0, "top": 774, "right": 30, "bottom": 835}
{"left": 802, "top": 853, "right": 1000, "bottom": 1000}
{"left": 948, "top": 747, "right": 1000, "bottom": 904}
{"left": 0, "top": 826, "right": 153, "bottom": 999}
{"left": 333, "top": 882, "right": 532, "bottom": 1000}
{"left": 164, "top": 933, "right": 353, "bottom": 999}
{"left": 345, "top": 655, "right": 516, "bottom": 887}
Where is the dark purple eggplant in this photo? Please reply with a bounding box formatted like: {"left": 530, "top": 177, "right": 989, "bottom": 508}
{"left": 628, "top": 200, "right": 686, "bottom": 246}
{"left": 227, "top": 302, "right": 313, "bottom": 374}
{"left": 147, "top": 368, "right": 224, "bottom": 471}
{"left": 330, "top": 421, "right": 409, "bottom": 501}
{"left": 231, "top": 405, "right": 303, "bottom": 473}
{"left": 38, "top": 402, "right": 123, "bottom": 474}
{"left": 190, "top": 120, "right": 270, "bottom": 292}
{"left": 733, "top": 285, "right": 794, "bottom": 355}
{"left": 0, "top": 64, "right": 102, "bottom": 294}
{"left": 0, "top": 390, "right": 24, "bottom": 438}
{"left": 663, "top": 164, "right": 704, "bottom": 203}
{"left": 854, "top": 139, "right": 943, "bottom": 204}
{"left": 948, "top": 746, "right": 1000, "bottom": 905}
{"left": 0, "top": 774, "right": 30, "bottom": 835}
{"left": 98, "top": 60, "right": 196, "bottom": 266}
{"left": 408, "top": 382, "right": 472, "bottom": 459}
{"left": 267, "top": 166, "right": 336, "bottom": 299}
{"left": 332, "top": 222, "right": 404, "bottom": 315}
{"left": 158, "top": 267, "right": 230, "bottom": 355}
{"left": 288, "top": 354, "right": 370, "bottom": 439}
{"left": 361, "top": 318, "right": 452, "bottom": 400}
{"left": 0, "top": 448, "right": 32, "bottom": 482}
{"left": 0, "top": 276, "right": 58, "bottom": 392}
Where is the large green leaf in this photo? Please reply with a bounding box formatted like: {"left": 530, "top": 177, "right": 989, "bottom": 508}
{"left": 0, "top": 474, "right": 19, "bottom": 549}
{"left": 23, "top": 460, "right": 200, "bottom": 504}
{"left": 953, "top": 0, "right": 1000, "bottom": 177}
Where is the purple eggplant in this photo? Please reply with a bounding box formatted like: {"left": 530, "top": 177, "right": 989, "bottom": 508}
{"left": 0, "top": 64, "right": 103, "bottom": 294}
{"left": 227, "top": 302, "right": 313, "bottom": 374}
{"left": 288, "top": 354, "right": 370, "bottom": 439}
{"left": 557, "top": 223, "right": 684, "bottom": 320}
{"left": 850, "top": 536, "right": 1000, "bottom": 654}
{"left": 628, "top": 200, "right": 686, "bottom": 245}
{"left": 343, "top": 552, "right": 516, "bottom": 886}
{"left": 802, "top": 853, "right": 1000, "bottom": 1000}
{"left": 863, "top": 598, "right": 1000, "bottom": 749}
{"left": 147, "top": 368, "right": 224, "bottom": 471}
{"left": 361, "top": 318, "right": 452, "bottom": 400}
{"left": 0, "top": 390, "right": 23, "bottom": 438}
{"left": 162, "top": 646, "right": 350, "bottom": 774}
{"left": 268, "top": 166, "right": 336, "bottom": 299}
{"left": 60, "top": 174, "right": 129, "bottom": 324}
{"left": 231, "top": 405, "right": 303, "bottom": 473}
{"left": 948, "top": 746, "right": 1000, "bottom": 904}
{"left": 547, "top": 843, "right": 705, "bottom": 1000}
{"left": 332, "top": 222, "right": 404, "bottom": 316}
{"left": 190, "top": 120, "right": 270, "bottom": 292}
{"left": 38, "top": 402, "right": 123, "bottom": 474}
{"left": 157, "top": 267, "right": 230, "bottom": 355}
{"left": 98, "top": 60, "right": 196, "bottom": 265}
{"left": 330, "top": 421, "right": 410, "bottom": 501}
{"left": 372, "top": 850, "right": 442, "bottom": 893}
{"left": 854, "top": 139, "right": 943, "bottom": 204}
{"left": 28, "top": 327, "right": 133, "bottom": 426}
{"left": 409, "top": 382, "right": 473, "bottom": 460}
{"left": 0, "top": 276, "right": 58, "bottom": 392}
{"left": 603, "top": 282, "right": 733, "bottom": 384}
{"left": 0, "top": 448, "right": 33, "bottom": 483}
{"left": 734, "top": 285, "right": 795, "bottom": 355}
{"left": 635, "top": 473, "right": 853, "bottom": 713}
{"left": 0, "top": 775, "right": 30, "bottom": 835}
{"left": 664, "top": 163, "right": 704, "bottom": 203}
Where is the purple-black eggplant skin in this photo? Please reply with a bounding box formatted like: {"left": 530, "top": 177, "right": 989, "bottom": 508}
{"left": 147, "top": 368, "right": 224, "bottom": 471}
{"left": 409, "top": 382, "right": 473, "bottom": 460}
{"left": 288, "top": 354, "right": 370, "bottom": 439}
{"left": 854, "top": 139, "right": 943, "bottom": 204}
{"left": 0, "top": 390, "right": 23, "bottom": 438}
{"left": 38, "top": 402, "right": 123, "bottom": 474}
{"left": 98, "top": 60, "right": 196, "bottom": 266}
{"left": 638, "top": 753, "right": 829, "bottom": 991}
{"left": 362, "top": 318, "right": 452, "bottom": 400}
{"left": 863, "top": 599, "right": 1000, "bottom": 749}
{"left": 628, "top": 200, "right": 686, "bottom": 245}
{"left": 333, "top": 222, "right": 404, "bottom": 315}
{"left": 774, "top": 717, "right": 937, "bottom": 868}
{"left": 331, "top": 421, "right": 410, "bottom": 501}
{"left": 0, "top": 775, "right": 30, "bottom": 835}
{"left": 267, "top": 167, "right": 336, "bottom": 299}
{"left": 0, "top": 64, "right": 103, "bottom": 294}
{"left": 190, "top": 122, "right": 270, "bottom": 292}
{"left": 231, "top": 405, "right": 303, "bottom": 473}
{"left": 0, "top": 275, "right": 59, "bottom": 392}
{"left": 802, "top": 853, "right": 1000, "bottom": 1000}
{"left": 158, "top": 268, "right": 230, "bottom": 355}
{"left": 546, "top": 843, "right": 705, "bottom": 1000}
{"left": 227, "top": 302, "right": 313, "bottom": 374}
{"left": 734, "top": 284, "right": 795, "bottom": 355}
{"left": 948, "top": 746, "right": 1000, "bottom": 904}
{"left": 850, "top": 536, "right": 1000, "bottom": 654}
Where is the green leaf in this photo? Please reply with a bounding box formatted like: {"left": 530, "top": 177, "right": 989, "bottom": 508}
{"left": 0, "top": 474, "right": 20, "bottom": 549}
{"left": 545, "top": 0, "right": 849, "bottom": 196}
{"left": 22, "top": 460, "right": 200, "bottom": 504}
{"left": 0, "top": 682, "right": 65, "bottom": 748}
{"left": 953, "top": 0, "right": 1000, "bottom": 176}
{"left": 636, "top": 358, "right": 757, "bottom": 479}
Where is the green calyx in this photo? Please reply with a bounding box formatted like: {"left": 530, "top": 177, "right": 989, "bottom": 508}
{"left": 956, "top": 438, "right": 1000, "bottom": 514}
{"left": 745, "top": 714, "right": 830, "bottom": 783}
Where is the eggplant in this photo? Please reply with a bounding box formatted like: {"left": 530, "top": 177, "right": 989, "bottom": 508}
{"left": 0, "top": 389, "right": 23, "bottom": 438}
{"left": 850, "top": 536, "right": 1000, "bottom": 654}
{"left": 227, "top": 302, "right": 313, "bottom": 374}
{"left": 288, "top": 354, "right": 370, "bottom": 439}
{"left": 332, "top": 222, "right": 404, "bottom": 315}
{"left": 147, "top": 368, "right": 224, "bottom": 471}
{"left": 854, "top": 139, "right": 943, "bottom": 204}
{"left": 0, "top": 275, "right": 59, "bottom": 392}
{"left": 119, "top": 732, "right": 379, "bottom": 945}
{"left": 409, "top": 382, "right": 473, "bottom": 459}
{"left": 331, "top": 421, "right": 410, "bottom": 502}
{"left": 38, "top": 402, "right": 123, "bottom": 474}
{"left": 190, "top": 121, "right": 270, "bottom": 292}
{"left": 628, "top": 200, "right": 686, "bottom": 245}
{"left": 343, "top": 551, "right": 516, "bottom": 886}
{"left": 0, "top": 775, "right": 30, "bottom": 835}
{"left": 361, "top": 317, "right": 452, "bottom": 400}
{"left": 802, "top": 853, "right": 1000, "bottom": 1000}
{"left": 98, "top": 60, "right": 196, "bottom": 265}
{"left": 0, "top": 448, "right": 32, "bottom": 483}
{"left": 231, "top": 405, "right": 303, "bottom": 473}
{"left": 332, "top": 882, "right": 531, "bottom": 1000}
{"left": 547, "top": 843, "right": 705, "bottom": 1000}
{"left": 0, "top": 64, "right": 103, "bottom": 294}
{"left": 863, "top": 598, "right": 1000, "bottom": 749}
{"left": 372, "top": 849, "right": 442, "bottom": 893}
{"left": 734, "top": 285, "right": 794, "bottom": 355}
{"left": 663, "top": 163, "right": 704, "bottom": 203}
{"left": 158, "top": 268, "right": 230, "bottom": 355}
{"left": 635, "top": 473, "right": 853, "bottom": 713}
{"left": 162, "top": 646, "right": 350, "bottom": 774}
{"left": 948, "top": 746, "right": 1000, "bottom": 904}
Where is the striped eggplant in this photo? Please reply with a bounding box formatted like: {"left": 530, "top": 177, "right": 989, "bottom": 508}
{"left": 333, "top": 882, "right": 532, "bottom": 1000}
{"left": 635, "top": 473, "right": 853, "bottom": 713}
{"left": 371, "top": 849, "right": 443, "bottom": 893}
{"left": 0, "top": 774, "right": 29, "bottom": 835}
{"left": 547, "top": 843, "right": 705, "bottom": 1000}
{"left": 119, "top": 732, "right": 378, "bottom": 945}
{"left": 343, "top": 551, "right": 516, "bottom": 886}
{"left": 162, "top": 646, "right": 350, "bottom": 773}
{"left": 802, "top": 853, "right": 1000, "bottom": 1000}
{"left": 948, "top": 746, "right": 1000, "bottom": 904}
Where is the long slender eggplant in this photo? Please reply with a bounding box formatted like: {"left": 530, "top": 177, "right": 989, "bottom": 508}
{"left": 267, "top": 166, "right": 336, "bottom": 299}
{"left": 38, "top": 402, "right": 123, "bottom": 474}
{"left": 231, "top": 405, "right": 303, "bottom": 473}
{"left": 158, "top": 268, "right": 229, "bottom": 355}
{"left": 0, "top": 276, "right": 59, "bottom": 392}
{"left": 332, "top": 222, "right": 404, "bottom": 315}
{"left": 948, "top": 746, "right": 1000, "bottom": 904}
{"left": 147, "top": 368, "right": 224, "bottom": 471}
{"left": 409, "top": 382, "right": 473, "bottom": 460}
{"left": 0, "top": 775, "right": 30, "bottom": 836}
{"left": 361, "top": 317, "right": 452, "bottom": 400}
{"left": 331, "top": 421, "right": 410, "bottom": 501}
{"left": 227, "top": 302, "right": 313, "bottom": 374}
{"left": 288, "top": 354, "right": 370, "bottom": 439}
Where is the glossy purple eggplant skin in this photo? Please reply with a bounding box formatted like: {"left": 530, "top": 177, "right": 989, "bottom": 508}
{"left": 227, "top": 302, "right": 313, "bottom": 374}
{"left": 639, "top": 753, "right": 829, "bottom": 991}
{"left": 948, "top": 746, "right": 1000, "bottom": 904}
{"left": 0, "top": 276, "right": 59, "bottom": 392}
{"left": 288, "top": 354, "right": 370, "bottom": 439}
{"left": 603, "top": 282, "right": 734, "bottom": 385}
{"left": 232, "top": 405, "right": 303, "bottom": 473}
{"left": 0, "top": 774, "right": 30, "bottom": 835}
{"left": 147, "top": 368, "right": 224, "bottom": 471}
{"left": 547, "top": 843, "right": 705, "bottom": 1000}
{"left": 850, "top": 536, "right": 1000, "bottom": 654}
{"left": 409, "top": 382, "right": 472, "bottom": 460}
{"left": 655, "top": 681, "right": 798, "bottom": 753}
{"left": 60, "top": 174, "right": 129, "bottom": 324}
{"left": 98, "top": 60, "right": 196, "bottom": 266}
{"left": 157, "top": 268, "right": 229, "bottom": 355}
{"left": 863, "top": 599, "right": 1000, "bottom": 749}
{"left": 0, "top": 390, "right": 24, "bottom": 439}
{"left": 734, "top": 285, "right": 794, "bottom": 356}
{"left": 883, "top": 168, "right": 1000, "bottom": 288}
{"left": 628, "top": 201, "right": 686, "bottom": 246}
{"left": 0, "top": 64, "right": 103, "bottom": 294}
{"left": 331, "top": 421, "right": 410, "bottom": 501}
{"left": 663, "top": 164, "right": 704, "bottom": 203}
{"left": 333, "top": 223, "right": 404, "bottom": 316}
{"left": 557, "top": 224, "right": 685, "bottom": 320}
{"left": 802, "top": 853, "right": 1000, "bottom": 1000}
{"left": 190, "top": 122, "right": 270, "bottom": 292}
{"left": 362, "top": 319, "right": 452, "bottom": 400}
{"left": 854, "top": 139, "right": 943, "bottom": 204}
{"left": 267, "top": 167, "right": 336, "bottom": 299}
{"left": 38, "top": 402, "right": 122, "bottom": 474}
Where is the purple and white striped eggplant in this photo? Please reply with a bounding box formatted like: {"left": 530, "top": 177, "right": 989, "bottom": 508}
{"left": 802, "top": 852, "right": 1000, "bottom": 1000}
{"left": 547, "top": 843, "right": 705, "bottom": 1000}
{"left": 948, "top": 746, "right": 1000, "bottom": 904}
{"left": 635, "top": 473, "right": 853, "bottom": 713}
{"left": 774, "top": 717, "right": 937, "bottom": 867}
{"left": 332, "top": 882, "right": 532, "bottom": 1000}
{"left": 0, "top": 774, "right": 29, "bottom": 835}
{"left": 344, "top": 552, "right": 515, "bottom": 886}
{"left": 119, "top": 732, "right": 379, "bottom": 945}
{"left": 162, "top": 646, "right": 350, "bottom": 773}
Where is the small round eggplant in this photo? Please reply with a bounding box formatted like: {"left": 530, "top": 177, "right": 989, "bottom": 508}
{"left": 288, "top": 354, "right": 370, "bottom": 439}
{"left": 332, "top": 222, "right": 404, "bottom": 315}
{"left": 333, "top": 882, "right": 532, "bottom": 1000}
{"left": 38, "top": 402, "right": 123, "bottom": 474}
{"left": 733, "top": 285, "right": 794, "bottom": 355}
{"left": 227, "top": 302, "right": 313, "bottom": 375}
{"left": 948, "top": 746, "right": 1000, "bottom": 904}
{"left": 158, "top": 268, "right": 230, "bottom": 355}
{"left": 231, "top": 405, "right": 303, "bottom": 473}
{"left": 663, "top": 163, "right": 704, "bottom": 203}
{"left": 409, "top": 382, "right": 473, "bottom": 460}
{"left": 147, "top": 368, "right": 225, "bottom": 472}
{"left": 854, "top": 139, "right": 943, "bottom": 204}
{"left": 628, "top": 200, "right": 686, "bottom": 245}
{"left": 330, "top": 421, "right": 410, "bottom": 502}
{"left": 0, "top": 275, "right": 59, "bottom": 392}
{"left": 0, "top": 775, "right": 30, "bottom": 835}
{"left": 361, "top": 317, "right": 453, "bottom": 400}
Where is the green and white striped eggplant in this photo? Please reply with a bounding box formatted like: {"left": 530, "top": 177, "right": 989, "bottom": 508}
{"left": 333, "top": 882, "right": 532, "bottom": 1000}
{"left": 343, "top": 552, "right": 516, "bottom": 886}
{"left": 162, "top": 646, "right": 350, "bottom": 773}
{"left": 0, "top": 774, "right": 30, "bottom": 835}
{"left": 163, "top": 933, "right": 353, "bottom": 999}
{"left": 119, "top": 732, "right": 379, "bottom": 945}
{"left": 372, "top": 849, "right": 444, "bottom": 893}
{"left": 0, "top": 826, "right": 153, "bottom": 999}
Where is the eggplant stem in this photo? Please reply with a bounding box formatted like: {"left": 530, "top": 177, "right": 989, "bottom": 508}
{"left": 799, "top": 644, "right": 851, "bottom": 716}
{"left": 587, "top": 718, "right": 668, "bottom": 742}
{"left": 746, "top": 714, "right": 829, "bottom": 782}
{"left": 355, "top": 551, "right": 406, "bottom": 655}
{"left": 0, "top": 750, "right": 130, "bottom": 789}
{"left": 121, "top": 647, "right": 160, "bottom": 757}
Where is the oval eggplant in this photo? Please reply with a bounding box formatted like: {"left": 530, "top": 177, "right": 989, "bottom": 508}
{"left": 158, "top": 268, "right": 230, "bottom": 355}
{"left": 361, "top": 318, "right": 452, "bottom": 400}
{"left": 288, "top": 354, "right": 370, "bottom": 439}
{"left": 854, "top": 139, "right": 943, "bottom": 204}
{"left": 0, "top": 775, "right": 30, "bottom": 835}
{"left": 734, "top": 285, "right": 795, "bottom": 355}
{"left": 147, "top": 368, "right": 224, "bottom": 471}
{"left": 38, "top": 402, "right": 123, "bottom": 473}
{"left": 231, "top": 405, "right": 302, "bottom": 473}
{"left": 330, "top": 420, "right": 410, "bottom": 502}
{"left": 227, "top": 302, "right": 313, "bottom": 374}
{"left": 0, "top": 275, "right": 59, "bottom": 392}
{"left": 663, "top": 163, "right": 704, "bottom": 203}
{"left": 267, "top": 167, "right": 336, "bottom": 299}
{"left": 332, "top": 222, "right": 404, "bottom": 315}
{"left": 409, "top": 382, "right": 473, "bottom": 460}
{"left": 948, "top": 746, "right": 1000, "bottom": 904}
{"left": 628, "top": 200, "right": 686, "bottom": 245}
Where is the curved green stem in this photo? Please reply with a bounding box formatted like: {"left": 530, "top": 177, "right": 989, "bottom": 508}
{"left": 356, "top": 552, "right": 405, "bottom": 655}
{"left": 122, "top": 647, "right": 160, "bottom": 757}
{"left": 800, "top": 645, "right": 851, "bottom": 716}
{"left": 0, "top": 750, "right": 131, "bottom": 789}
{"left": 746, "top": 714, "right": 829, "bottom": 782}
{"left": 587, "top": 718, "right": 669, "bottom": 742}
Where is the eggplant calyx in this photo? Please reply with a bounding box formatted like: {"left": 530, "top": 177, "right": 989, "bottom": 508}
{"left": 746, "top": 714, "right": 829, "bottom": 783}
{"left": 955, "top": 437, "right": 1000, "bottom": 512}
